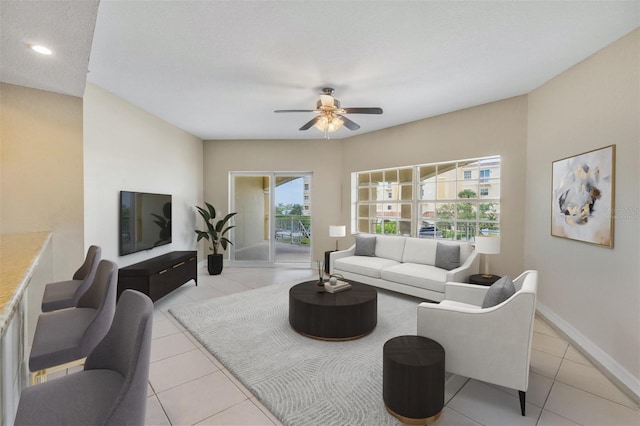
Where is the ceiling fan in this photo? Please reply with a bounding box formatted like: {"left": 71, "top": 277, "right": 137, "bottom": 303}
{"left": 275, "top": 87, "right": 383, "bottom": 136}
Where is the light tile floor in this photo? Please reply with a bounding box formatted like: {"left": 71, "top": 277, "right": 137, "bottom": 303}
{"left": 58, "top": 265, "right": 640, "bottom": 425}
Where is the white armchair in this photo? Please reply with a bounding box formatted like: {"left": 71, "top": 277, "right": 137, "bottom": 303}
{"left": 416, "top": 270, "right": 538, "bottom": 416}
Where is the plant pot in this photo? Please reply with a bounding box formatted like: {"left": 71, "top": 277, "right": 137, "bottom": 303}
{"left": 207, "top": 254, "right": 223, "bottom": 275}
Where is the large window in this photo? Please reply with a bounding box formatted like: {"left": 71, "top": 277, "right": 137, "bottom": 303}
{"left": 353, "top": 156, "right": 500, "bottom": 240}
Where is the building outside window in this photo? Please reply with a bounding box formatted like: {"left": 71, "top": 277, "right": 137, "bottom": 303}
{"left": 353, "top": 156, "right": 500, "bottom": 239}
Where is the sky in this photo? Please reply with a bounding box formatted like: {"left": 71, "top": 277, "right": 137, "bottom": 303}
{"left": 276, "top": 178, "right": 303, "bottom": 205}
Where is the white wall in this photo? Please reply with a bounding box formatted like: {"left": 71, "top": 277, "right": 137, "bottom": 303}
{"left": 1, "top": 83, "right": 84, "bottom": 280}
{"left": 83, "top": 84, "right": 203, "bottom": 267}
{"left": 526, "top": 29, "right": 639, "bottom": 396}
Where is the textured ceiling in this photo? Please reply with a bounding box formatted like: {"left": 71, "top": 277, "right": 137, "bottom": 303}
{"left": 1, "top": 1, "right": 638, "bottom": 140}
{"left": 0, "top": 0, "right": 99, "bottom": 97}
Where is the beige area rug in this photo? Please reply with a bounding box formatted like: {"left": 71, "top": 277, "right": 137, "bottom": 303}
{"left": 170, "top": 283, "right": 465, "bottom": 426}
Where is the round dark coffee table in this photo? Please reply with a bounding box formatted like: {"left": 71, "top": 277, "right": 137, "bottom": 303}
{"left": 383, "top": 335, "right": 445, "bottom": 424}
{"left": 289, "top": 280, "right": 377, "bottom": 340}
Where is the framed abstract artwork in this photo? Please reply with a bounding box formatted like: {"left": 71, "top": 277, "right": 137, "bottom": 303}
{"left": 551, "top": 145, "right": 615, "bottom": 248}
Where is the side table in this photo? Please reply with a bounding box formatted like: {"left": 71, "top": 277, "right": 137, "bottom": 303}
{"left": 383, "top": 335, "right": 445, "bottom": 424}
{"left": 324, "top": 250, "right": 335, "bottom": 274}
{"left": 469, "top": 273, "right": 501, "bottom": 286}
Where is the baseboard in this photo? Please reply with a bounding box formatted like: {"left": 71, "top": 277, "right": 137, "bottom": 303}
{"left": 536, "top": 302, "right": 640, "bottom": 404}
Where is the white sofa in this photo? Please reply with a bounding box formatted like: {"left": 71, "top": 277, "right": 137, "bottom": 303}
{"left": 329, "top": 234, "right": 479, "bottom": 301}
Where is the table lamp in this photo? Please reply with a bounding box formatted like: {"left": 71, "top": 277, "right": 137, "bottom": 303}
{"left": 474, "top": 236, "right": 500, "bottom": 278}
{"left": 329, "top": 225, "right": 346, "bottom": 251}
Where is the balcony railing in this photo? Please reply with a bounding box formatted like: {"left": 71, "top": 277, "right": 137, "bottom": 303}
{"left": 275, "top": 215, "right": 311, "bottom": 245}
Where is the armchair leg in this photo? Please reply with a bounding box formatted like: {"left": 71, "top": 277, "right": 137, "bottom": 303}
{"left": 518, "top": 391, "right": 526, "bottom": 416}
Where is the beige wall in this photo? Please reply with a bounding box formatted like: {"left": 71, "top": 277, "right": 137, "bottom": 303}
{"left": 0, "top": 83, "right": 84, "bottom": 280}
{"left": 526, "top": 30, "right": 639, "bottom": 392}
{"left": 203, "top": 139, "right": 343, "bottom": 262}
{"left": 342, "top": 96, "right": 528, "bottom": 278}
{"left": 83, "top": 84, "right": 204, "bottom": 267}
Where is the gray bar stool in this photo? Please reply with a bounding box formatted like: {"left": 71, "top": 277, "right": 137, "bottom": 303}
{"left": 41, "top": 245, "right": 101, "bottom": 312}
{"left": 29, "top": 259, "right": 117, "bottom": 383}
{"left": 16, "top": 290, "right": 154, "bottom": 426}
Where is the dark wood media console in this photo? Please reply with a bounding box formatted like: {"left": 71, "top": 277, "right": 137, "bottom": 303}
{"left": 117, "top": 251, "right": 197, "bottom": 302}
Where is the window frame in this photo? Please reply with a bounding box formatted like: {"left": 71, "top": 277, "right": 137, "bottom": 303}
{"left": 352, "top": 156, "right": 500, "bottom": 240}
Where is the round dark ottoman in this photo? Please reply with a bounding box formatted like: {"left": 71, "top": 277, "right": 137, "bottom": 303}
{"left": 383, "top": 335, "right": 445, "bottom": 424}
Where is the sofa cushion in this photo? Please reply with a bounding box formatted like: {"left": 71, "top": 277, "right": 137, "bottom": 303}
{"left": 435, "top": 242, "right": 460, "bottom": 270}
{"left": 374, "top": 235, "right": 406, "bottom": 262}
{"left": 482, "top": 275, "right": 515, "bottom": 308}
{"left": 380, "top": 263, "right": 448, "bottom": 294}
{"left": 458, "top": 242, "right": 473, "bottom": 263}
{"left": 402, "top": 238, "right": 437, "bottom": 266}
{"left": 334, "top": 256, "right": 400, "bottom": 279}
{"left": 354, "top": 234, "right": 376, "bottom": 256}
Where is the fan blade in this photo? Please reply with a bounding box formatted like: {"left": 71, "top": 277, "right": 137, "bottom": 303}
{"left": 342, "top": 107, "right": 383, "bottom": 114}
{"left": 299, "top": 116, "right": 320, "bottom": 130}
{"left": 340, "top": 115, "right": 360, "bottom": 131}
{"left": 274, "top": 109, "right": 317, "bottom": 113}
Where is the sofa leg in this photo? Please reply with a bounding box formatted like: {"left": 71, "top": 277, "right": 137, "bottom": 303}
{"left": 518, "top": 390, "right": 526, "bottom": 416}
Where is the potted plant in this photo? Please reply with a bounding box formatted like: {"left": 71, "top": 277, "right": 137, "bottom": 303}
{"left": 195, "top": 202, "right": 237, "bottom": 275}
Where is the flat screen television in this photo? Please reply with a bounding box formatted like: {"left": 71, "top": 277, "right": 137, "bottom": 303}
{"left": 119, "top": 191, "right": 172, "bottom": 256}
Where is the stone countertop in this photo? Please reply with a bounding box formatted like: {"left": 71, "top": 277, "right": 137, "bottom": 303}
{"left": 0, "top": 232, "right": 52, "bottom": 337}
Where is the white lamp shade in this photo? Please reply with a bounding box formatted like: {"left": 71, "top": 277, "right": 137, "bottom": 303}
{"left": 475, "top": 236, "right": 500, "bottom": 254}
{"left": 329, "top": 225, "right": 346, "bottom": 238}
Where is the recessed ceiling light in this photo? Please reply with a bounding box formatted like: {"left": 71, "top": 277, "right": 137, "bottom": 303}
{"left": 30, "top": 45, "right": 53, "bottom": 55}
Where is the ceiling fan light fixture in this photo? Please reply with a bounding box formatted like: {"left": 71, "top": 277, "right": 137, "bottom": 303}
{"left": 327, "top": 115, "right": 343, "bottom": 132}
{"left": 315, "top": 113, "right": 343, "bottom": 133}
{"left": 315, "top": 115, "right": 329, "bottom": 131}
{"left": 276, "top": 87, "right": 381, "bottom": 136}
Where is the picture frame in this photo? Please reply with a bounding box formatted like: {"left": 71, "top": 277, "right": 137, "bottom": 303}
{"left": 551, "top": 145, "right": 615, "bottom": 248}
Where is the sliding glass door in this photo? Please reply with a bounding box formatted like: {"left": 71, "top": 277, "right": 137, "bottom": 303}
{"left": 231, "top": 174, "right": 271, "bottom": 263}
{"left": 230, "top": 172, "right": 312, "bottom": 266}
{"left": 274, "top": 176, "right": 311, "bottom": 264}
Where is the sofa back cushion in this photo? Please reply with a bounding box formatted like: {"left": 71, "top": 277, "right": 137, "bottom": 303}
{"left": 402, "top": 238, "right": 438, "bottom": 265}
{"left": 460, "top": 242, "right": 472, "bottom": 262}
{"left": 374, "top": 235, "right": 406, "bottom": 262}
